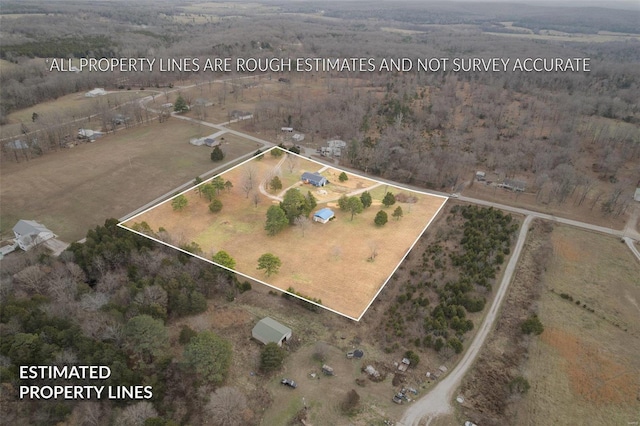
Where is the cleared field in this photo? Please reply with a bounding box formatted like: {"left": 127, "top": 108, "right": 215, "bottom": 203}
{"left": 0, "top": 90, "right": 150, "bottom": 140}
{"left": 122, "top": 149, "right": 447, "bottom": 319}
{"left": 0, "top": 119, "right": 259, "bottom": 241}
{"left": 515, "top": 226, "right": 640, "bottom": 424}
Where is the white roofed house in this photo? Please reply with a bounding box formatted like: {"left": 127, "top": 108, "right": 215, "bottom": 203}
{"left": 85, "top": 88, "right": 107, "bottom": 97}
{"left": 12, "top": 220, "right": 56, "bottom": 252}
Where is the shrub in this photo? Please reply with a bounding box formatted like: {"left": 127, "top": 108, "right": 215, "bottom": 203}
{"left": 340, "top": 389, "right": 360, "bottom": 415}
{"left": 521, "top": 315, "right": 544, "bottom": 335}
{"left": 404, "top": 350, "right": 420, "bottom": 366}
{"left": 260, "top": 342, "right": 285, "bottom": 373}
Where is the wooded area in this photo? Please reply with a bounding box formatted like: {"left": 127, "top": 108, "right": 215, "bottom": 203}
{"left": 1, "top": 0, "right": 638, "bottom": 423}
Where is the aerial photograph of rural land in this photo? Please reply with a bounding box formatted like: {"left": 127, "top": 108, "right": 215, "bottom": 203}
{"left": 0, "top": 1, "right": 638, "bottom": 425}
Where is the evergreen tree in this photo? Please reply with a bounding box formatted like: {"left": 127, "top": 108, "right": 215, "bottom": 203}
{"left": 360, "top": 191, "right": 372, "bottom": 208}
{"left": 269, "top": 175, "right": 283, "bottom": 192}
{"left": 392, "top": 206, "right": 403, "bottom": 220}
{"left": 211, "top": 146, "right": 225, "bottom": 162}
{"left": 382, "top": 192, "right": 396, "bottom": 207}
{"left": 174, "top": 95, "right": 189, "bottom": 113}
{"left": 265, "top": 206, "right": 289, "bottom": 236}
{"left": 374, "top": 210, "right": 388, "bottom": 226}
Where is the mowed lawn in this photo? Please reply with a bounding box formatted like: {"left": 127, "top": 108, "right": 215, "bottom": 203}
{"left": 514, "top": 226, "right": 640, "bottom": 425}
{"left": 123, "top": 152, "right": 447, "bottom": 319}
{"left": 0, "top": 120, "right": 259, "bottom": 241}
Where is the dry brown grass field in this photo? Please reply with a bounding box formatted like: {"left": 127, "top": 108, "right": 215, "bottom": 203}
{"left": 0, "top": 119, "right": 258, "bottom": 241}
{"left": 514, "top": 226, "right": 640, "bottom": 424}
{"left": 122, "top": 150, "right": 447, "bottom": 319}
{"left": 0, "top": 90, "right": 149, "bottom": 138}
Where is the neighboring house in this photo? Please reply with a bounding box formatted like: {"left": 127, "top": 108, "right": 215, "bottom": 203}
{"left": 78, "top": 129, "right": 102, "bottom": 140}
{"left": 230, "top": 110, "right": 251, "bottom": 120}
{"left": 292, "top": 133, "right": 305, "bottom": 142}
{"left": 193, "top": 98, "right": 213, "bottom": 107}
{"left": 112, "top": 114, "right": 130, "bottom": 125}
{"left": 252, "top": 317, "right": 292, "bottom": 346}
{"left": 501, "top": 178, "right": 526, "bottom": 192}
{"left": 204, "top": 138, "right": 220, "bottom": 147}
{"left": 476, "top": 171, "right": 486, "bottom": 181}
{"left": 85, "top": 88, "right": 107, "bottom": 97}
{"left": 5, "top": 139, "right": 29, "bottom": 150}
{"left": 327, "top": 139, "right": 347, "bottom": 149}
{"left": 301, "top": 172, "right": 328, "bottom": 187}
{"left": 12, "top": 220, "right": 56, "bottom": 252}
{"left": 635, "top": 188, "right": 640, "bottom": 202}
{"left": 189, "top": 130, "right": 227, "bottom": 146}
{"left": 313, "top": 208, "right": 334, "bottom": 224}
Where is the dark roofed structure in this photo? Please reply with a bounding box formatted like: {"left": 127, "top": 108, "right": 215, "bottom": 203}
{"left": 301, "top": 172, "right": 328, "bottom": 187}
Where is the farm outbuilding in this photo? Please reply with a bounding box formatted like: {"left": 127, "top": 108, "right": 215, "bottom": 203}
{"left": 252, "top": 317, "right": 292, "bottom": 346}
{"left": 313, "top": 208, "right": 334, "bottom": 224}
{"left": 85, "top": 88, "right": 107, "bottom": 97}
{"left": 301, "top": 172, "right": 328, "bottom": 187}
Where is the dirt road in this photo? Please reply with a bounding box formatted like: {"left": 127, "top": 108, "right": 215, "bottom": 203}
{"left": 399, "top": 215, "right": 534, "bottom": 426}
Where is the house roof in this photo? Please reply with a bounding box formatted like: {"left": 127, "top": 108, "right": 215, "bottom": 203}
{"left": 301, "top": 172, "right": 326, "bottom": 184}
{"left": 5, "top": 140, "right": 28, "bottom": 150}
{"left": 503, "top": 178, "right": 526, "bottom": 189}
{"left": 252, "top": 317, "right": 291, "bottom": 344}
{"left": 314, "top": 208, "right": 334, "bottom": 221}
{"left": 13, "top": 220, "right": 52, "bottom": 236}
{"left": 635, "top": 188, "right": 640, "bottom": 201}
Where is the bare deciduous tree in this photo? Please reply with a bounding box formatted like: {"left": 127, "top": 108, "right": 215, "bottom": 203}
{"left": 116, "top": 402, "right": 158, "bottom": 426}
{"left": 294, "top": 216, "right": 311, "bottom": 237}
{"left": 205, "top": 386, "right": 248, "bottom": 426}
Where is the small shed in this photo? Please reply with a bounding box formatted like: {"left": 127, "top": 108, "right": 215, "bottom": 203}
{"left": 313, "top": 208, "right": 334, "bottom": 224}
{"left": 252, "top": 317, "right": 292, "bottom": 347}
{"left": 301, "top": 172, "right": 328, "bottom": 187}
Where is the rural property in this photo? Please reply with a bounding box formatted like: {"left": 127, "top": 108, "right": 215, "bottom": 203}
{"left": 121, "top": 147, "right": 447, "bottom": 319}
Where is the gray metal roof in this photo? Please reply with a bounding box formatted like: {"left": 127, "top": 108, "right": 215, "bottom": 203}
{"left": 252, "top": 317, "right": 291, "bottom": 344}
{"left": 301, "top": 172, "right": 326, "bottom": 184}
{"left": 12, "top": 220, "right": 51, "bottom": 237}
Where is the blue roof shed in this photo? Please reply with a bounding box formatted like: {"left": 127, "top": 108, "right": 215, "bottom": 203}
{"left": 313, "top": 208, "right": 334, "bottom": 223}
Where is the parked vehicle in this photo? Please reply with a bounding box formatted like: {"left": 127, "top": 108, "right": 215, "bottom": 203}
{"left": 281, "top": 378, "right": 297, "bottom": 388}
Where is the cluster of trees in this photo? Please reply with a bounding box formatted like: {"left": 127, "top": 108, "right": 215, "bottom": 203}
{"left": 1, "top": 219, "right": 245, "bottom": 424}
{"left": 380, "top": 205, "right": 517, "bottom": 358}
{"left": 264, "top": 188, "right": 317, "bottom": 235}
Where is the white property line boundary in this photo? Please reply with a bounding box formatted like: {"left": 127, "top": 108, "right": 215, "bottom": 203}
{"left": 118, "top": 146, "right": 448, "bottom": 321}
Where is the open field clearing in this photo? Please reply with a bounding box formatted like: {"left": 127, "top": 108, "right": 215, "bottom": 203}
{"left": 484, "top": 30, "right": 640, "bottom": 42}
{"left": 0, "top": 120, "right": 259, "bottom": 241}
{"left": 122, "top": 150, "right": 447, "bottom": 319}
{"left": 514, "top": 226, "right": 640, "bottom": 425}
{"left": 0, "top": 90, "right": 149, "bottom": 139}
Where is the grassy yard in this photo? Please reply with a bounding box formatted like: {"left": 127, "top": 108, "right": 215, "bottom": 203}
{"left": 0, "top": 119, "right": 259, "bottom": 241}
{"left": 122, "top": 150, "right": 447, "bottom": 319}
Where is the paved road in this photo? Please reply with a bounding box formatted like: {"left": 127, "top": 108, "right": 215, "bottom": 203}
{"left": 399, "top": 216, "right": 533, "bottom": 426}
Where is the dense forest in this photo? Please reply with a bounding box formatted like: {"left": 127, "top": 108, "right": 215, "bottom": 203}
{"left": 0, "top": 219, "right": 255, "bottom": 425}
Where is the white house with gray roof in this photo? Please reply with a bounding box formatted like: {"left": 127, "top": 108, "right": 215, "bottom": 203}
{"left": 12, "top": 220, "right": 56, "bottom": 252}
